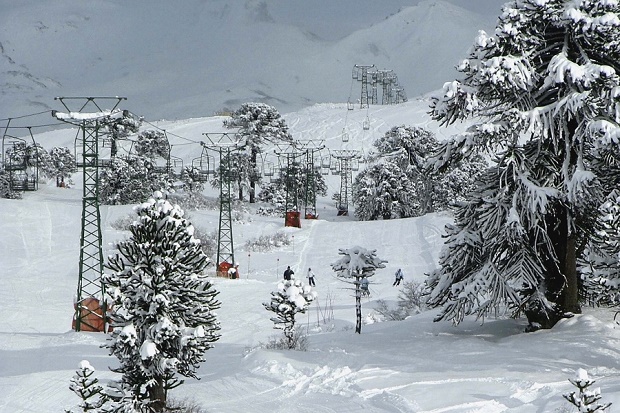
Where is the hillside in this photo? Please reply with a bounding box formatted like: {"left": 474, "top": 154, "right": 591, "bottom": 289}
{"left": 0, "top": 0, "right": 505, "bottom": 120}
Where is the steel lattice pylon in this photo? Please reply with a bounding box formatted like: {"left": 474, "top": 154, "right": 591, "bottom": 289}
{"left": 332, "top": 149, "right": 361, "bottom": 216}
{"left": 353, "top": 64, "right": 376, "bottom": 108}
{"left": 53, "top": 96, "right": 126, "bottom": 332}
{"left": 201, "top": 133, "right": 243, "bottom": 273}
{"left": 274, "top": 140, "right": 325, "bottom": 225}
{"left": 217, "top": 146, "right": 235, "bottom": 267}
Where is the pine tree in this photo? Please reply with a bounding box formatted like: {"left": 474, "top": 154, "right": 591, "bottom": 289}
{"left": 563, "top": 369, "right": 611, "bottom": 412}
{"left": 224, "top": 102, "right": 293, "bottom": 203}
{"left": 67, "top": 360, "right": 107, "bottom": 412}
{"left": 263, "top": 279, "right": 317, "bottom": 349}
{"left": 355, "top": 125, "right": 485, "bottom": 220}
{"left": 331, "top": 246, "right": 387, "bottom": 333}
{"left": 352, "top": 161, "right": 417, "bottom": 220}
{"left": 99, "top": 156, "right": 170, "bottom": 205}
{"left": 427, "top": 0, "right": 620, "bottom": 330}
{"left": 133, "top": 130, "right": 169, "bottom": 160}
{"left": 43, "top": 146, "right": 77, "bottom": 187}
{"left": 258, "top": 159, "right": 327, "bottom": 209}
{"left": 103, "top": 192, "right": 221, "bottom": 412}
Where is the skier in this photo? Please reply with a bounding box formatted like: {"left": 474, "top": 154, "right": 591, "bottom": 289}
{"left": 360, "top": 277, "right": 370, "bottom": 297}
{"left": 393, "top": 268, "right": 404, "bottom": 286}
{"left": 283, "top": 266, "right": 294, "bottom": 281}
{"left": 306, "top": 267, "right": 316, "bottom": 287}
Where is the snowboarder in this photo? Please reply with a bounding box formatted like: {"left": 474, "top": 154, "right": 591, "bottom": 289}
{"left": 283, "top": 266, "right": 294, "bottom": 281}
{"left": 306, "top": 267, "right": 316, "bottom": 286}
{"left": 360, "top": 277, "right": 370, "bottom": 297}
{"left": 393, "top": 268, "right": 404, "bottom": 286}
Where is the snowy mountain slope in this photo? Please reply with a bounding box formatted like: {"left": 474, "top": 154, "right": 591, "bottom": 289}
{"left": 0, "top": 0, "right": 504, "bottom": 121}
{"left": 2, "top": 99, "right": 620, "bottom": 412}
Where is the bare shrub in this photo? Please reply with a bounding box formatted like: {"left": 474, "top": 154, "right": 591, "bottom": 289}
{"left": 261, "top": 328, "right": 309, "bottom": 351}
{"left": 245, "top": 232, "right": 291, "bottom": 252}
{"left": 110, "top": 214, "right": 137, "bottom": 231}
{"left": 374, "top": 281, "right": 427, "bottom": 321}
{"left": 165, "top": 397, "right": 207, "bottom": 413}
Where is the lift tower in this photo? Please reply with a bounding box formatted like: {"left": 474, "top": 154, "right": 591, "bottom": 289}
{"left": 332, "top": 149, "right": 361, "bottom": 216}
{"left": 352, "top": 64, "right": 376, "bottom": 108}
{"left": 201, "top": 132, "right": 243, "bottom": 275}
{"left": 293, "top": 140, "right": 325, "bottom": 219}
{"left": 274, "top": 143, "right": 305, "bottom": 227}
{"left": 53, "top": 96, "right": 127, "bottom": 332}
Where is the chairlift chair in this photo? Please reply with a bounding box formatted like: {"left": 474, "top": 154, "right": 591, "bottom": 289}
{"left": 191, "top": 152, "right": 215, "bottom": 182}
{"left": 347, "top": 101, "right": 354, "bottom": 111}
{"left": 363, "top": 116, "right": 370, "bottom": 131}
{"left": 341, "top": 128, "right": 349, "bottom": 143}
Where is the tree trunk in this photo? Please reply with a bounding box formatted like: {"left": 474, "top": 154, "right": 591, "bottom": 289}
{"left": 525, "top": 207, "right": 580, "bottom": 331}
{"left": 250, "top": 148, "right": 257, "bottom": 203}
{"left": 355, "top": 276, "right": 362, "bottom": 334}
{"left": 149, "top": 377, "right": 166, "bottom": 412}
{"left": 559, "top": 231, "right": 581, "bottom": 314}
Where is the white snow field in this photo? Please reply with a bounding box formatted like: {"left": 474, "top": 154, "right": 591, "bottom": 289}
{"left": 2, "top": 99, "right": 620, "bottom": 412}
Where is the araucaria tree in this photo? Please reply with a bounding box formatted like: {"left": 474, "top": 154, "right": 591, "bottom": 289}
{"left": 331, "top": 246, "right": 387, "bottom": 333}
{"left": 43, "top": 146, "right": 77, "bottom": 187}
{"left": 103, "top": 192, "right": 220, "bottom": 412}
{"left": 263, "top": 279, "right": 317, "bottom": 349}
{"left": 353, "top": 125, "right": 485, "bottom": 220}
{"left": 426, "top": 0, "right": 620, "bottom": 330}
{"left": 224, "top": 102, "right": 293, "bottom": 203}
{"left": 67, "top": 360, "right": 107, "bottom": 412}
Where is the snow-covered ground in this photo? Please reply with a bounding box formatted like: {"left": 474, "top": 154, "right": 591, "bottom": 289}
{"left": 2, "top": 100, "right": 620, "bottom": 412}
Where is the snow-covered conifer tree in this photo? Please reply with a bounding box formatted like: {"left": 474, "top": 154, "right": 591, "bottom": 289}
{"left": 258, "top": 159, "right": 327, "bottom": 209}
{"left": 43, "top": 146, "right": 77, "bottom": 187}
{"left": 67, "top": 360, "right": 107, "bottom": 412}
{"left": 263, "top": 279, "right": 317, "bottom": 349}
{"left": 563, "top": 368, "right": 611, "bottom": 412}
{"left": 427, "top": 0, "right": 620, "bottom": 330}
{"left": 354, "top": 126, "right": 484, "bottom": 220}
{"left": 331, "top": 246, "right": 387, "bottom": 333}
{"left": 224, "top": 102, "right": 293, "bottom": 203}
{"left": 103, "top": 192, "right": 220, "bottom": 412}
{"left": 99, "top": 156, "right": 169, "bottom": 205}
{"left": 210, "top": 151, "right": 255, "bottom": 201}
{"left": 133, "top": 130, "right": 169, "bottom": 160}
{"left": 352, "top": 161, "right": 417, "bottom": 220}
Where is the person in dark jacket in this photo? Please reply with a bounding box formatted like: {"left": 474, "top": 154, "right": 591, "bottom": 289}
{"left": 283, "top": 266, "right": 294, "bottom": 281}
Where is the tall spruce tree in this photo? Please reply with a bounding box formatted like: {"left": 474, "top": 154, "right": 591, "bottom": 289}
{"left": 427, "top": 0, "right": 620, "bottom": 330}
{"left": 224, "top": 102, "right": 293, "bottom": 203}
{"left": 103, "top": 192, "right": 220, "bottom": 412}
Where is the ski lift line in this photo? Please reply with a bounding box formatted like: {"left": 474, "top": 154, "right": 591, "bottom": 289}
{"left": 1, "top": 122, "right": 67, "bottom": 129}
{"left": 0, "top": 109, "right": 54, "bottom": 122}
{"left": 130, "top": 113, "right": 202, "bottom": 145}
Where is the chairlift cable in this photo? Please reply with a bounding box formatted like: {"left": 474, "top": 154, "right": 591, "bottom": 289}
{"left": 0, "top": 110, "right": 53, "bottom": 122}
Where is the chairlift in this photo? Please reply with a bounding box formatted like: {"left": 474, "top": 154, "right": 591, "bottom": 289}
{"left": 341, "top": 128, "right": 349, "bottom": 143}
{"left": 363, "top": 116, "right": 370, "bottom": 131}
{"left": 330, "top": 162, "right": 341, "bottom": 175}
{"left": 351, "top": 158, "right": 360, "bottom": 172}
{"left": 191, "top": 149, "right": 215, "bottom": 182}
